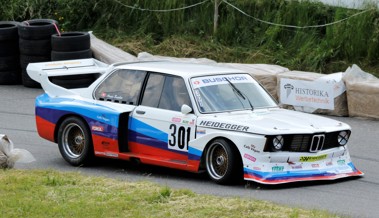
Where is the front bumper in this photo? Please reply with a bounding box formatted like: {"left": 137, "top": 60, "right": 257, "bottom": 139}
{"left": 243, "top": 148, "right": 363, "bottom": 184}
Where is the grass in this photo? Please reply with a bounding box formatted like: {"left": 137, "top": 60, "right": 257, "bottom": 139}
{"left": 0, "top": 169, "right": 342, "bottom": 218}
{"left": 104, "top": 32, "right": 379, "bottom": 77}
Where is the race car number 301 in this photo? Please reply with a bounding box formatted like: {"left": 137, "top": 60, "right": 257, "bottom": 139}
{"left": 168, "top": 124, "right": 191, "bottom": 152}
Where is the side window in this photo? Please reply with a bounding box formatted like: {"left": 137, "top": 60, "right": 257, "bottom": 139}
{"left": 159, "top": 76, "right": 192, "bottom": 112}
{"left": 141, "top": 73, "right": 165, "bottom": 107}
{"left": 94, "top": 69, "right": 146, "bottom": 105}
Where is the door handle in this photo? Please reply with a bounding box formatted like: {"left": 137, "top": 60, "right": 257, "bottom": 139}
{"left": 136, "top": 110, "right": 146, "bottom": 115}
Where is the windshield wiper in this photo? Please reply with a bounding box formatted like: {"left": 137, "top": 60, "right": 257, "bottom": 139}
{"left": 224, "top": 77, "right": 254, "bottom": 111}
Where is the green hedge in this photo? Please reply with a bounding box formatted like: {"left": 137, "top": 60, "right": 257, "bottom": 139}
{"left": 1, "top": 0, "right": 378, "bottom": 73}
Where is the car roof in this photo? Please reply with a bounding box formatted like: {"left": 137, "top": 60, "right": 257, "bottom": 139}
{"left": 114, "top": 61, "right": 245, "bottom": 78}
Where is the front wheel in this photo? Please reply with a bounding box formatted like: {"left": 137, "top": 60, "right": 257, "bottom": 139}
{"left": 58, "top": 117, "right": 93, "bottom": 166}
{"left": 205, "top": 139, "right": 242, "bottom": 185}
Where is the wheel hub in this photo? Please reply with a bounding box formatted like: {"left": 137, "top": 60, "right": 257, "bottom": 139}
{"left": 216, "top": 155, "right": 225, "bottom": 166}
{"left": 74, "top": 136, "right": 84, "bottom": 145}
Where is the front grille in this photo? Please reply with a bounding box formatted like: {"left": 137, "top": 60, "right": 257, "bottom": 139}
{"left": 290, "top": 135, "right": 310, "bottom": 152}
{"left": 264, "top": 131, "right": 349, "bottom": 153}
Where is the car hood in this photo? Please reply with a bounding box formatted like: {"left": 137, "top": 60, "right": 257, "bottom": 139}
{"left": 197, "top": 108, "right": 349, "bottom": 135}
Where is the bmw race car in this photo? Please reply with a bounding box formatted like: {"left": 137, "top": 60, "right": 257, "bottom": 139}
{"left": 27, "top": 59, "right": 363, "bottom": 185}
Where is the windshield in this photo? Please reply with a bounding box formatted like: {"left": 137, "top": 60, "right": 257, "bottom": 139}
{"left": 190, "top": 74, "right": 277, "bottom": 113}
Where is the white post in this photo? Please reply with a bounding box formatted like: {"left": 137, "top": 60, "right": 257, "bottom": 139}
{"left": 214, "top": 0, "right": 219, "bottom": 34}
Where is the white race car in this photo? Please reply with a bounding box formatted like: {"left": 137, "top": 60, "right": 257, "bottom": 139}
{"left": 27, "top": 59, "right": 363, "bottom": 185}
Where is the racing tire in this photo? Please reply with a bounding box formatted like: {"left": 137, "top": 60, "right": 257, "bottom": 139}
{"left": 51, "top": 32, "right": 90, "bottom": 52}
{"left": 19, "top": 38, "right": 51, "bottom": 56}
{"left": 205, "top": 138, "right": 242, "bottom": 185}
{"left": 51, "top": 49, "right": 92, "bottom": 61}
{"left": 21, "top": 69, "right": 40, "bottom": 88}
{"left": 58, "top": 117, "right": 94, "bottom": 166}
{"left": 20, "top": 54, "right": 50, "bottom": 69}
{"left": 18, "top": 19, "right": 58, "bottom": 40}
{"left": 0, "top": 40, "right": 19, "bottom": 57}
{"left": 0, "top": 21, "right": 19, "bottom": 41}
{"left": 0, "top": 55, "right": 19, "bottom": 71}
{"left": 0, "top": 69, "right": 21, "bottom": 85}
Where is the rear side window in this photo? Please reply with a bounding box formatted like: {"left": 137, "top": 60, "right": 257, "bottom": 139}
{"left": 141, "top": 73, "right": 165, "bottom": 107}
{"left": 94, "top": 69, "right": 146, "bottom": 105}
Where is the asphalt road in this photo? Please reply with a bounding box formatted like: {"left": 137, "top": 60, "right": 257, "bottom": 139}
{"left": 1, "top": 85, "right": 378, "bottom": 218}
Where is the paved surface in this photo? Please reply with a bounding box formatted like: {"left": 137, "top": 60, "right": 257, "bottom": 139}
{"left": 1, "top": 85, "right": 378, "bottom": 218}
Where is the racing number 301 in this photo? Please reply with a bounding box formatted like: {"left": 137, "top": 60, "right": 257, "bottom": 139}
{"left": 169, "top": 124, "right": 191, "bottom": 150}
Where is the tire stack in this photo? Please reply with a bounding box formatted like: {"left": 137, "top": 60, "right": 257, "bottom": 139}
{"left": 50, "top": 32, "right": 94, "bottom": 88}
{"left": 0, "top": 21, "right": 21, "bottom": 84}
{"left": 18, "top": 19, "right": 58, "bottom": 88}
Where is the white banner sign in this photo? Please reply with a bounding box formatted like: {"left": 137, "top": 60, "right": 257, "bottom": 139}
{"left": 280, "top": 78, "right": 334, "bottom": 110}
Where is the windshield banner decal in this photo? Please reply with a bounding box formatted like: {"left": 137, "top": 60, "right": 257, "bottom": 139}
{"left": 191, "top": 74, "right": 254, "bottom": 88}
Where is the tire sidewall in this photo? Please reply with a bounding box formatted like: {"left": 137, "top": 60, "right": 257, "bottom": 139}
{"left": 0, "top": 21, "right": 20, "bottom": 41}
{"left": 18, "top": 19, "right": 58, "bottom": 40}
{"left": 51, "top": 32, "right": 90, "bottom": 52}
{"left": 58, "top": 117, "right": 93, "bottom": 166}
{"left": 205, "top": 138, "right": 242, "bottom": 184}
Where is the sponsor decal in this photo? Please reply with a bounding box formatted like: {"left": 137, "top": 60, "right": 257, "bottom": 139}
{"left": 46, "top": 61, "right": 81, "bottom": 67}
{"left": 291, "top": 164, "right": 302, "bottom": 169}
{"left": 173, "top": 118, "right": 195, "bottom": 125}
{"left": 97, "top": 114, "right": 110, "bottom": 122}
{"left": 250, "top": 144, "right": 260, "bottom": 153}
{"left": 91, "top": 125, "right": 104, "bottom": 132}
{"left": 194, "top": 89, "right": 204, "bottom": 107}
{"left": 244, "top": 144, "right": 260, "bottom": 153}
{"left": 299, "top": 154, "right": 327, "bottom": 162}
{"left": 337, "top": 160, "right": 345, "bottom": 165}
{"left": 199, "top": 120, "right": 249, "bottom": 132}
{"left": 95, "top": 151, "right": 118, "bottom": 157}
{"left": 196, "top": 129, "right": 206, "bottom": 135}
{"left": 101, "top": 141, "right": 110, "bottom": 146}
{"left": 253, "top": 167, "right": 261, "bottom": 171}
{"left": 191, "top": 74, "right": 254, "bottom": 89}
{"left": 243, "top": 153, "right": 256, "bottom": 162}
{"left": 172, "top": 117, "right": 181, "bottom": 123}
{"left": 202, "top": 76, "right": 248, "bottom": 84}
{"left": 280, "top": 78, "right": 334, "bottom": 110}
{"left": 312, "top": 164, "right": 320, "bottom": 168}
{"left": 326, "top": 161, "right": 333, "bottom": 166}
{"left": 272, "top": 166, "right": 284, "bottom": 172}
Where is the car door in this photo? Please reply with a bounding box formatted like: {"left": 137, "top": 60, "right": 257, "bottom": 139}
{"left": 128, "top": 73, "right": 196, "bottom": 163}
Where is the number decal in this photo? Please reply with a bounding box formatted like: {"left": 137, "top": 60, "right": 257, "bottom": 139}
{"left": 169, "top": 124, "right": 176, "bottom": 147}
{"left": 168, "top": 124, "right": 191, "bottom": 151}
{"left": 178, "top": 126, "right": 185, "bottom": 149}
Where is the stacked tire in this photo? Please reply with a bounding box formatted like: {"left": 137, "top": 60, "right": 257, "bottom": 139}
{"left": 18, "top": 19, "right": 58, "bottom": 88}
{"left": 0, "top": 21, "right": 21, "bottom": 84}
{"left": 51, "top": 32, "right": 94, "bottom": 88}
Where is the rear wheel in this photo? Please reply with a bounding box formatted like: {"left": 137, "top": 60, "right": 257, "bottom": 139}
{"left": 205, "top": 139, "right": 242, "bottom": 185}
{"left": 58, "top": 117, "right": 93, "bottom": 166}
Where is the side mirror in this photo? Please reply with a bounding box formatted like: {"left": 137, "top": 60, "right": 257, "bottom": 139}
{"left": 181, "top": 104, "right": 192, "bottom": 114}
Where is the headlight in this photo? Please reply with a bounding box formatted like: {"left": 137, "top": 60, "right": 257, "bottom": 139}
{"left": 338, "top": 131, "right": 349, "bottom": 146}
{"left": 272, "top": 135, "right": 284, "bottom": 151}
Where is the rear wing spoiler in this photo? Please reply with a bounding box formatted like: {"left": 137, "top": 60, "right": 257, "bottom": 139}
{"left": 27, "top": 58, "right": 109, "bottom": 96}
